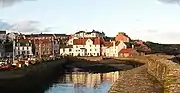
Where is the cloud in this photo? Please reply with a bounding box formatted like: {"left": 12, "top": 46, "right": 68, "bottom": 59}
{"left": 0, "top": 0, "right": 36, "bottom": 8}
{"left": 157, "top": 0, "right": 180, "bottom": 4}
{"left": 0, "top": 20, "right": 12, "bottom": 29}
{"left": 0, "top": 20, "right": 51, "bottom": 33}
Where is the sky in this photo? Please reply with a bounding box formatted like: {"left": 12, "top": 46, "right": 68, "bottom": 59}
{"left": 0, "top": 0, "right": 180, "bottom": 44}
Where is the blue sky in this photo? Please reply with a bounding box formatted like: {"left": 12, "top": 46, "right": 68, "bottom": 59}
{"left": 0, "top": 0, "right": 180, "bottom": 44}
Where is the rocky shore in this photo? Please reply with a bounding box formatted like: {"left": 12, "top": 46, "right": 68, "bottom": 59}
{"left": 66, "top": 57, "right": 143, "bottom": 73}
{"left": 108, "top": 65, "right": 163, "bottom": 93}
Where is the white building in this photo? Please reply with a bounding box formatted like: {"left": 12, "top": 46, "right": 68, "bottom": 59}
{"left": 72, "top": 38, "right": 101, "bottom": 56}
{"left": 66, "top": 37, "right": 78, "bottom": 45}
{"left": 60, "top": 45, "right": 73, "bottom": 56}
{"left": 104, "top": 41, "right": 127, "bottom": 57}
{"left": 7, "top": 32, "right": 19, "bottom": 41}
{"left": 74, "top": 30, "right": 105, "bottom": 38}
{"left": 15, "top": 41, "right": 33, "bottom": 57}
{"left": 60, "top": 37, "right": 102, "bottom": 57}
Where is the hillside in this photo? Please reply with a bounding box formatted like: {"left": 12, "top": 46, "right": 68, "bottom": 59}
{"left": 145, "top": 41, "right": 180, "bottom": 55}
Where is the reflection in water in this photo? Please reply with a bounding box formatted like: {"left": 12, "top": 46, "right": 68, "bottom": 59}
{"left": 45, "top": 71, "right": 121, "bottom": 93}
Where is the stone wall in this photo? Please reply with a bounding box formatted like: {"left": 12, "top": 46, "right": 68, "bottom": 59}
{"left": 114, "top": 54, "right": 180, "bottom": 93}
{"left": 146, "top": 55, "right": 180, "bottom": 93}
{"left": 76, "top": 56, "right": 103, "bottom": 61}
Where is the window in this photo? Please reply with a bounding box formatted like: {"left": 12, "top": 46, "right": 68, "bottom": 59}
{"left": 90, "top": 49, "right": 92, "bottom": 51}
{"left": 27, "top": 47, "right": 29, "bottom": 50}
{"left": 95, "top": 49, "right": 96, "bottom": 51}
{"left": 76, "top": 46, "right": 78, "bottom": 48}
{"left": 97, "top": 53, "right": 100, "bottom": 56}
{"left": 22, "top": 47, "right": 24, "bottom": 50}
{"left": 69, "top": 49, "right": 72, "bottom": 51}
{"left": 18, "top": 51, "right": 20, "bottom": 55}
{"left": 63, "top": 49, "right": 65, "bottom": 52}
{"left": 90, "top": 45, "right": 91, "bottom": 47}
{"left": 27, "top": 51, "right": 29, "bottom": 54}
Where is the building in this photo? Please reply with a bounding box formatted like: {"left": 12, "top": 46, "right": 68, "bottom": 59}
{"left": 0, "top": 41, "right": 5, "bottom": 58}
{"left": 7, "top": 32, "right": 19, "bottom": 41}
{"left": 0, "top": 30, "right": 6, "bottom": 42}
{"left": 104, "top": 41, "right": 127, "bottom": 57}
{"left": 60, "top": 45, "right": 73, "bottom": 56}
{"left": 24, "top": 33, "right": 68, "bottom": 57}
{"left": 115, "top": 32, "right": 131, "bottom": 42}
{"left": 118, "top": 48, "right": 139, "bottom": 57}
{"left": 53, "top": 39, "right": 60, "bottom": 55}
{"left": 34, "top": 39, "right": 52, "bottom": 58}
{"left": 54, "top": 34, "right": 68, "bottom": 39}
{"left": 72, "top": 38, "right": 102, "bottom": 56}
{"left": 15, "top": 39, "right": 33, "bottom": 57}
{"left": 74, "top": 30, "right": 105, "bottom": 38}
{"left": 25, "top": 34, "right": 54, "bottom": 40}
{"left": 133, "top": 40, "right": 151, "bottom": 53}
{"left": 60, "top": 37, "right": 103, "bottom": 56}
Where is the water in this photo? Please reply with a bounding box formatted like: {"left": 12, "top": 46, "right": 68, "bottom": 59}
{"left": 45, "top": 71, "right": 121, "bottom": 93}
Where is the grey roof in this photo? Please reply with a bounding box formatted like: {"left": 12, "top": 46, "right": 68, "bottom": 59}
{"left": 60, "top": 45, "right": 73, "bottom": 48}
{"left": 124, "top": 42, "right": 132, "bottom": 48}
{"left": 0, "top": 31, "right": 6, "bottom": 34}
{"left": 54, "top": 34, "right": 67, "bottom": 37}
{"left": 103, "top": 37, "right": 115, "bottom": 41}
{"left": 75, "top": 31, "right": 86, "bottom": 34}
{"left": 25, "top": 34, "right": 54, "bottom": 37}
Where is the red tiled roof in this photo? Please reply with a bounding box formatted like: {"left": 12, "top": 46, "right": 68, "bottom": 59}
{"left": 73, "top": 38, "right": 88, "bottom": 45}
{"left": 73, "top": 37, "right": 103, "bottom": 45}
{"left": 17, "top": 39, "right": 31, "bottom": 42}
{"left": 104, "top": 41, "right": 113, "bottom": 47}
{"left": 119, "top": 48, "right": 134, "bottom": 53}
{"left": 34, "top": 39, "right": 51, "bottom": 44}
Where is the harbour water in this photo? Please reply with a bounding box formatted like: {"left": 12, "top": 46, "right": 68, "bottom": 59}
{"left": 45, "top": 71, "right": 121, "bottom": 93}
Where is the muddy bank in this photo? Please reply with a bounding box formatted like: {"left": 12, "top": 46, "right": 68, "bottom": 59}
{"left": 0, "top": 59, "right": 67, "bottom": 93}
{"left": 108, "top": 65, "right": 163, "bottom": 93}
{"left": 66, "top": 57, "right": 144, "bottom": 73}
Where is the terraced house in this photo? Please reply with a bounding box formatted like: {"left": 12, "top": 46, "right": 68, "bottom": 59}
{"left": 15, "top": 39, "right": 33, "bottom": 57}
{"left": 60, "top": 37, "right": 103, "bottom": 56}
{"left": 74, "top": 30, "right": 105, "bottom": 38}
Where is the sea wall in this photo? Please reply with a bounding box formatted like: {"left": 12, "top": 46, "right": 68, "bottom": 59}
{"left": 0, "top": 59, "right": 67, "bottom": 93}
{"left": 146, "top": 55, "right": 180, "bottom": 93}
{"left": 114, "top": 55, "right": 180, "bottom": 93}
{"left": 76, "top": 56, "right": 103, "bottom": 61}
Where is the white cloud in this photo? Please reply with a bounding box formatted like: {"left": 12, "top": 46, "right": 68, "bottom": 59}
{"left": 0, "top": 20, "right": 51, "bottom": 34}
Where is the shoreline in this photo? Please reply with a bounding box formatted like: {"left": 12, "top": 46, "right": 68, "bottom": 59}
{"left": 0, "top": 59, "right": 67, "bottom": 93}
